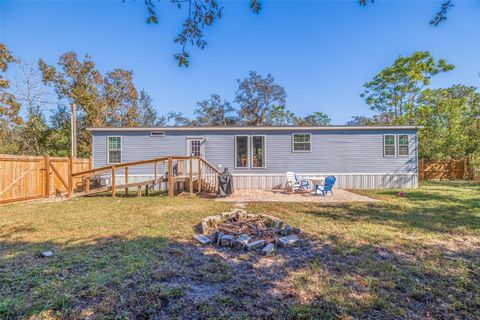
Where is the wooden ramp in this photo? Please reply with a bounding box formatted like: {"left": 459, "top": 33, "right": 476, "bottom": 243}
{"left": 70, "top": 156, "right": 220, "bottom": 198}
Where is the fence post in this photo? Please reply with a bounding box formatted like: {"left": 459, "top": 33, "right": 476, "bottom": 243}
{"left": 44, "top": 155, "right": 50, "bottom": 198}
{"left": 168, "top": 157, "right": 174, "bottom": 197}
{"left": 85, "top": 156, "right": 92, "bottom": 192}
{"left": 68, "top": 156, "right": 73, "bottom": 198}
{"left": 449, "top": 160, "right": 454, "bottom": 180}
{"left": 419, "top": 159, "right": 424, "bottom": 181}
{"left": 111, "top": 166, "right": 116, "bottom": 197}
{"left": 464, "top": 158, "right": 469, "bottom": 180}
{"left": 189, "top": 156, "right": 193, "bottom": 195}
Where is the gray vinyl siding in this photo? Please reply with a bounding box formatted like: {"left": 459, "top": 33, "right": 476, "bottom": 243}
{"left": 93, "top": 129, "right": 418, "bottom": 177}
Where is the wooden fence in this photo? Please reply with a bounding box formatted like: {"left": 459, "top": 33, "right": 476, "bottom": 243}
{"left": 418, "top": 159, "right": 473, "bottom": 180}
{"left": 0, "top": 155, "right": 91, "bottom": 204}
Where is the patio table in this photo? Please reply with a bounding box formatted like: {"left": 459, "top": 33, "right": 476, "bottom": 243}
{"left": 301, "top": 176, "right": 325, "bottom": 191}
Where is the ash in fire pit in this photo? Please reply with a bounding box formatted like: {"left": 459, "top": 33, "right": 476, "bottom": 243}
{"left": 194, "top": 208, "right": 301, "bottom": 255}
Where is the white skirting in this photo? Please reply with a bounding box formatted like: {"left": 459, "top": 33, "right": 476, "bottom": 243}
{"left": 100, "top": 173, "right": 418, "bottom": 191}
{"left": 232, "top": 173, "right": 418, "bottom": 190}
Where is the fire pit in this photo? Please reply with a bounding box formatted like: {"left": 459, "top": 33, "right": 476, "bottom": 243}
{"left": 194, "top": 208, "right": 301, "bottom": 255}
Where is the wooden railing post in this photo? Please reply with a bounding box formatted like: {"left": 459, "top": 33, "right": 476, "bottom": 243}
{"left": 168, "top": 157, "right": 174, "bottom": 197}
{"left": 44, "top": 155, "right": 50, "bottom": 198}
{"left": 189, "top": 156, "right": 193, "bottom": 195}
{"left": 154, "top": 161, "right": 158, "bottom": 182}
{"left": 68, "top": 156, "right": 73, "bottom": 198}
{"left": 198, "top": 157, "right": 202, "bottom": 193}
{"left": 125, "top": 167, "right": 129, "bottom": 196}
{"left": 111, "top": 166, "right": 116, "bottom": 197}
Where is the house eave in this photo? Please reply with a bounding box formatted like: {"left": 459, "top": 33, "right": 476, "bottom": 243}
{"left": 86, "top": 125, "right": 423, "bottom": 132}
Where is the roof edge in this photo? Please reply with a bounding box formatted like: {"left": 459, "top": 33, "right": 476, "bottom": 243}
{"left": 86, "top": 125, "right": 423, "bottom": 132}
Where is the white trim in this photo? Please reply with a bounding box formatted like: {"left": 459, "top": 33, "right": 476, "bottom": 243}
{"left": 107, "top": 136, "right": 122, "bottom": 164}
{"left": 250, "top": 135, "right": 266, "bottom": 169}
{"left": 234, "top": 135, "right": 250, "bottom": 169}
{"left": 397, "top": 134, "right": 409, "bottom": 157}
{"left": 87, "top": 125, "right": 423, "bottom": 132}
{"left": 104, "top": 173, "right": 418, "bottom": 177}
{"left": 383, "top": 134, "right": 396, "bottom": 157}
{"left": 291, "top": 133, "right": 312, "bottom": 153}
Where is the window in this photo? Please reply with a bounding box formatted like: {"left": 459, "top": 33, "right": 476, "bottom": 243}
{"left": 190, "top": 140, "right": 201, "bottom": 157}
{"left": 292, "top": 133, "right": 311, "bottom": 152}
{"left": 398, "top": 134, "right": 409, "bottom": 156}
{"left": 251, "top": 136, "right": 265, "bottom": 168}
{"left": 384, "top": 134, "right": 396, "bottom": 157}
{"left": 150, "top": 131, "right": 165, "bottom": 137}
{"left": 108, "top": 137, "right": 122, "bottom": 164}
{"left": 235, "top": 136, "right": 249, "bottom": 168}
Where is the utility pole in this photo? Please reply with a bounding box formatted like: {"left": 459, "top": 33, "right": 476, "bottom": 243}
{"left": 71, "top": 103, "right": 77, "bottom": 159}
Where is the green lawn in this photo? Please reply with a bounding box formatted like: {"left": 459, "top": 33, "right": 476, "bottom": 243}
{"left": 0, "top": 182, "right": 479, "bottom": 319}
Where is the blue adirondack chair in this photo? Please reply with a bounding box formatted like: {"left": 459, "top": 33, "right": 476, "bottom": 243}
{"left": 315, "top": 176, "right": 336, "bottom": 196}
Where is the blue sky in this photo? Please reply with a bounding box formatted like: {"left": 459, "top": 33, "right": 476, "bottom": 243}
{"left": 1, "top": 0, "right": 479, "bottom": 124}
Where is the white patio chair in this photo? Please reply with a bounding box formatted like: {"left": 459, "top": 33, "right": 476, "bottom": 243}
{"left": 285, "top": 172, "right": 302, "bottom": 192}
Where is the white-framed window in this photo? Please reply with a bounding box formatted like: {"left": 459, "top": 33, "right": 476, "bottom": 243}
{"left": 398, "top": 134, "right": 409, "bottom": 156}
{"left": 107, "top": 136, "right": 122, "bottom": 164}
{"left": 292, "top": 133, "right": 311, "bottom": 152}
{"left": 235, "top": 135, "right": 249, "bottom": 168}
{"left": 251, "top": 135, "right": 266, "bottom": 168}
{"left": 384, "top": 134, "right": 396, "bottom": 157}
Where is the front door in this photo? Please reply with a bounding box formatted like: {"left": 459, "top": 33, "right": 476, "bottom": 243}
{"left": 186, "top": 138, "right": 205, "bottom": 173}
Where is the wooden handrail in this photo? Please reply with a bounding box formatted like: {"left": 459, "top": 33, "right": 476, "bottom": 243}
{"left": 199, "top": 158, "right": 221, "bottom": 174}
{"left": 71, "top": 156, "right": 191, "bottom": 177}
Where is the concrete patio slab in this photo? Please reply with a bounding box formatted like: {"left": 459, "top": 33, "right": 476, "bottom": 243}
{"left": 215, "top": 189, "right": 378, "bottom": 203}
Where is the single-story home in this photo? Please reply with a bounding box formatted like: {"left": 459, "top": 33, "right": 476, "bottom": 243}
{"left": 87, "top": 126, "right": 420, "bottom": 189}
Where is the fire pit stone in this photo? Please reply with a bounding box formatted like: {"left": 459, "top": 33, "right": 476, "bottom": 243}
{"left": 220, "top": 234, "right": 235, "bottom": 247}
{"left": 246, "top": 239, "right": 266, "bottom": 250}
{"left": 261, "top": 243, "right": 275, "bottom": 256}
{"left": 277, "top": 235, "right": 299, "bottom": 247}
{"left": 234, "top": 234, "right": 251, "bottom": 249}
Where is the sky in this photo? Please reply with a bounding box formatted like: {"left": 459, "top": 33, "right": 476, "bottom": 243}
{"left": 1, "top": 0, "right": 479, "bottom": 124}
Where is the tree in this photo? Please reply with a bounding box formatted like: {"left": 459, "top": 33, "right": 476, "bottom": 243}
{"left": 12, "top": 61, "right": 52, "bottom": 116}
{"left": 235, "top": 71, "right": 287, "bottom": 126}
{"left": 360, "top": 0, "right": 456, "bottom": 26}
{"left": 361, "top": 51, "right": 454, "bottom": 125}
{"left": 265, "top": 105, "right": 296, "bottom": 126}
{"left": 39, "top": 52, "right": 144, "bottom": 155}
{"left": 346, "top": 115, "right": 376, "bottom": 126}
{"left": 18, "top": 112, "right": 50, "bottom": 156}
{"left": 295, "top": 112, "right": 331, "bottom": 126}
{"left": 138, "top": 90, "right": 166, "bottom": 126}
{"left": 193, "top": 94, "right": 237, "bottom": 126}
{"left": 103, "top": 69, "right": 140, "bottom": 127}
{"left": 166, "top": 111, "right": 192, "bottom": 126}
{"left": 144, "top": 0, "right": 261, "bottom": 67}
{"left": 0, "top": 43, "right": 21, "bottom": 126}
{"left": 44, "top": 105, "right": 73, "bottom": 157}
{"left": 416, "top": 85, "right": 480, "bottom": 160}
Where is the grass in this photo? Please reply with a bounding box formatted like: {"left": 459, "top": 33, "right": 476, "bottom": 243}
{"left": 0, "top": 181, "right": 479, "bottom": 319}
